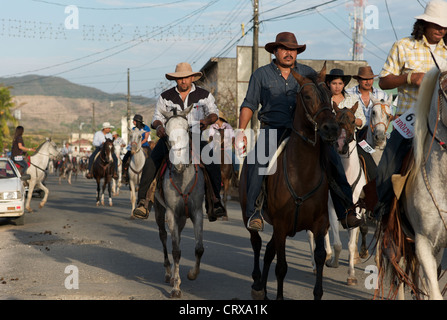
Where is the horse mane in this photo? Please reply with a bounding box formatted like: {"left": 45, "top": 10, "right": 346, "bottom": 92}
{"left": 34, "top": 140, "right": 48, "bottom": 154}
{"left": 408, "top": 67, "right": 440, "bottom": 185}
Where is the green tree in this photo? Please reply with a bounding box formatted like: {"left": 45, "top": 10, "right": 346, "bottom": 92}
{"left": 0, "top": 86, "right": 18, "bottom": 153}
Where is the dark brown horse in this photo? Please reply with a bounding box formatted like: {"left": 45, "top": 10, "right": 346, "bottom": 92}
{"left": 239, "top": 63, "right": 339, "bottom": 300}
{"left": 92, "top": 139, "right": 115, "bottom": 207}
{"left": 217, "top": 128, "right": 235, "bottom": 216}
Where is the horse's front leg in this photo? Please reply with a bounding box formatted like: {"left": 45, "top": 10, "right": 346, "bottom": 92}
{"left": 155, "top": 203, "right": 171, "bottom": 283}
{"left": 167, "top": 212, "right": 183, "bottom": 298}
{"left": 187, "top": 208, "right": 204, "bottom": 281}
{"left": 347, "top": 227, "right": 360, "bottom": 286}
{"left": 96, "top": 179, "right": 101, "bottom": 206}
{"left": 313, "top": 232, "right": 326, "bottom": 300}
{"left": 107, "top": 179, "right": 113, "bottom": 207}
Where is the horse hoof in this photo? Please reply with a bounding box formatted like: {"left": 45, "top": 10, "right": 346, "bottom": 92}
{"left": 96, "top": 202, "right": 100, "bottom": 206}
{"left": 325, "top": 260, "right": 339, "bottom": 268}
{"left": 359, "top": 250, "right": 369, "bottom": 259}
{"left": 251, "top": 289, "right": 265, "bottom": 300}
{"left": 26, "top": 208, "right": 33, "bottom": 213}
{"left": 347, "top": 277, "right": 358, "bottom": 286}
{"left": 170, "top": 290, "right": 182, "bottom": 298}
{"left": 187, "top": 269, "right": 199, "bottom": 281}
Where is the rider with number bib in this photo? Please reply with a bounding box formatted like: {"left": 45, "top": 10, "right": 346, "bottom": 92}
{"left": 11, "top": 126, "right": 35, "bottom": 177}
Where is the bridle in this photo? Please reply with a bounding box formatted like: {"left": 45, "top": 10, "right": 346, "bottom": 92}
{"left": 369, "top": 101, "right": 393, "bottom": 134}
{"left": 292, "top": 81, "right": 333, "bottom": 146}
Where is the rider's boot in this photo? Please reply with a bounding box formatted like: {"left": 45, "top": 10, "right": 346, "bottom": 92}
{"left": 247, "top": 209, "right": 264, "bottom": 232}
{"left": 133, "top": 199, "right": 151, "bottom": 219}
{"left": 86, "top": 171, "right": 93, "bottom": 179}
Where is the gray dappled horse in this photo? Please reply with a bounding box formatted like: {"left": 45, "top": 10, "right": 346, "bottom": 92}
{"left": 378, "top": 66, "right": 447, "bottom": 300}
{"left": 153, "top": 105, "right": 206, "bottom": 298}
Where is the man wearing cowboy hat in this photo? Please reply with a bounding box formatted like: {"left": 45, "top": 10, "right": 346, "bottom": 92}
{"left": 86, "top": 121, "right": 119, "bottom": 179}
{"left": 373, "top": 0, "right": 447, "bottom": 220}
{"left": 237, "top": 32, "right": 362, "bottom": 231}
{"left": 346, "top": 66, "right": 389, "bottom": 129}
{"left": 132, "top": 62, "right": 226, "bottom": 220}
{"left": 121, "top": 114, "right": 151, "bottom": 183}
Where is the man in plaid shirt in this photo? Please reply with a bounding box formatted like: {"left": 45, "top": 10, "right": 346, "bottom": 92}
{"left": 374, "top": 0, "right": 447, "bottom": 219}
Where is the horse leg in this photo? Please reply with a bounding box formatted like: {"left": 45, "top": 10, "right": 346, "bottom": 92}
{"left": 249, "top": 230, "right": 264, "bottom": 299}
{"left": 96, "top": 180, "right": 101, "bottom": 206}
{"left": 25, "top": 178, "right": 36, "bottom": 212}
{"left": 359, "top": 223, "right": 369, "bottom": 259}
{"left": 325, "top": 196, "right": 342, "bottom": 268}
{"left": 187, "top": 208, "right": 204, "bottom": 281}
{"left": 415, "top": 235, "right": 443, "bottom": 300}
{"left": 347, "top": 227, "right": 360, "bottom": 286}
{"left": 107, "top": 180, "right": 113, "bottom": 206}
{"left": 167, "top": 211, "right": 184, "bottom": 298}
{"left": 251, "top": 236, "right": 276, "bottom": 300}
{"left": 313, "top": 232, "right": 326, "bottom": 300}
{"left": 155, "top": 203, "right": 171, "bottom": 283}
{"left": 307, "top": 230, "right": 316, "bottom": 273}
{"left": 130, "top": 181, "right": 136, "bottom": 217}
{"left": 274, "top": 231, "right": 288, "bottom": 300}
{"left": 37, "top": 180, "right": 49, "bottom": 209}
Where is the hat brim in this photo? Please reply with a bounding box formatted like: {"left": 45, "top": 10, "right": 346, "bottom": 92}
{"left": 165, "top": 71, "right": 203, "bottom": 82}
{"left": 265, "top": 42, "right": 306, "bottom": 54}
{"left": 326, "top": 75, "right": 352, "bottom": 86}
{"left": 353, "top": 74, "right": 378, "bottom": 80}
{"left": 415, "top": 14, "right": 447, "bottom": 28}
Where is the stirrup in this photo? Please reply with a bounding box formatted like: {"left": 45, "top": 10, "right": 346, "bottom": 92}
{"left": 247, "top": 211, "right": 264, "bottom": 232}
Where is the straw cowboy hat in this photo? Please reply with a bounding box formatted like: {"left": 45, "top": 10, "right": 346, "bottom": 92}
{"left": 415, "top": 0, "right": 447, "bottom": 28}
{"left": 325, "top": 69, "right": 352, "bottom": 87}
{"left": 353, "top": 66, "right": 378, "bottom": 80}
{"left": 165, "top": 62, "right": 203, "bottom": 82}
{"left": 102, "top": 122, "right": 114, "bottom": 129}
{"left": 218, "top": 110, "right": 228, "bottom": 123}
{"left": 265, "top": 32, "right": 306, "bottom": 54}
{"left": 111, "top": 131, "right": 118, "bottom": 136}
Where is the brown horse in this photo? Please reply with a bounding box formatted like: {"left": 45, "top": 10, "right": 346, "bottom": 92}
{"left": 92, "top": 139, "right": 115, "bottom": 207}
{"left": 239, "top": 63, "right": 339, "bottom": 300}
{"left": 217, "top": 128, "right": 235, "bottom": 216}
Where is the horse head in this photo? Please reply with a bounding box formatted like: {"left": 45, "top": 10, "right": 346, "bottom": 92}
{"left": 102, "top": 139, "right": 114, "bottom": 163}
{"left": 292, "top": 61, "right": 339, "bottom": 145}
{"left": 161, "top": 105, "right": 194, "bottom": 172}
{"left": 368, "top": 95, "right": 393, "bottom": 150}
{"left": 130, "top": 129, "right": 143, "bottom": 155}
{"left": 333, "top": 101, "right": 358, "bottom": 155}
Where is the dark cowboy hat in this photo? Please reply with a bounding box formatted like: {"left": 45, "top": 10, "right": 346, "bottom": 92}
{"left": 133, "top": 114, "right": 144, "bottom": 123}
{"left": 353, "top": 66, "right": 378, "bottom": 80}
{"left": 325, "top": 69, "right": 352, "bottom": 87}
{"left": 264, "top": 32, "right": 306, "bottom": 54}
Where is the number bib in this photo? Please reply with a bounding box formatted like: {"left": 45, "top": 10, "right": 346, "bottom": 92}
{"left": 393, "top": 107, "right": 415, "bottom": 139}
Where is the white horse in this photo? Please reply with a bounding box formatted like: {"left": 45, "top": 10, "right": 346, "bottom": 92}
{"left": 153, "top": 106, "right": 205, "bottom": 298}
{"left": 112, "top": 142, "right": 122, "bottom": 196}
{"left": 128, "top": 129, "right": 146, "bottom": 218}
{"left": 366, "top": 95, "right": 394, "bottom": 165}
{"left": 380, "top": 66, "right": 447, "bottom": 300}
{"left": 25, "top": 140, "right": 61, "bottom": 212}
{"left": 308, "top": 102, "right": 367, "bottom": 285}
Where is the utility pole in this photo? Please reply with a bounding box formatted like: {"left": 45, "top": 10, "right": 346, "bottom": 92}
{"left": 351, "top": 0, "right": 365, "bottom": 60}
{"left": 251, "top": 0, "right": 259, "bottom": 133}
{"left": 127, "top": 68, "right": 131, "bottom": 142}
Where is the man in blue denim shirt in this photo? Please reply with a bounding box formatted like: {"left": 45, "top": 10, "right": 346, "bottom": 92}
{"left": 237, "top": 32, "right": 363, "bottom": 231}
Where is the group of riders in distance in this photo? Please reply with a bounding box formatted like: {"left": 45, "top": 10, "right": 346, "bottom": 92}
{"left": 6, "top": 0, "right": 447, "bottom": 300}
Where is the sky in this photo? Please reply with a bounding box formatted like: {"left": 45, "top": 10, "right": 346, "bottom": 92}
{"left": 0, "top": 0, "right": 431, "bottom": 100}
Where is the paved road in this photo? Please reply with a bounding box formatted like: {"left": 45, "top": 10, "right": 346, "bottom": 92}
{"left": 0, "top": 174, "right": 444, "bottom": 302}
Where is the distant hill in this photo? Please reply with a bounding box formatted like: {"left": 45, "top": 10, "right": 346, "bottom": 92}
{"left": 1, "top": 75, "right": 156, "bottom": 141}
{"left": 0, "top": 74, "right": 153, "bottom": 105}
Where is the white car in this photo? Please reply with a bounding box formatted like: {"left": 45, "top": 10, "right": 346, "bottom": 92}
{"left": 0, "top": 157, "right": 27, "bottom": 225}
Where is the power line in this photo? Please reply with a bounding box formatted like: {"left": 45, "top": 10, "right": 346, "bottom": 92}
{"left": 384, "top": 0, "right": 398, "bottom": 41}
{"left": 31, "top": 0, "right": 191, "bottom": 10}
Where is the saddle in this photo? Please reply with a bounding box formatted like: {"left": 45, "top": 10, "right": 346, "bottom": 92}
{"left": 144, "top": 157, "right": 216, "bottom": 220}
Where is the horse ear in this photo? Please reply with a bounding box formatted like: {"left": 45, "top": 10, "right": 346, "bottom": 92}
{"left": 160, "top": 109, "right": 172, "bottom": 119}
{"left": 332, "top": 101, "right": 340, "bottom": 112}
{"left": 351, "top": 101, "right": 358, "bottom": 113}
{"left": 182, "top": 104, "right": 194, "bottom": 116}
{"left": 387, "top": 94, "right": 393, "bottom": 106}
{"left": 319, "top": 61, "right": 327, "bottom": 81}
{"left": 291, "top": 69, "right": 305, "bottom": 85}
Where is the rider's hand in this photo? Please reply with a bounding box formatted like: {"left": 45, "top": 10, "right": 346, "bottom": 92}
{"left": 199, "top": 119, "right": 207, "bottom": 131}
{"left": 235, "top": 129, "right": 247, "bottom": 154}
{"left": 156, "top": 125, "right": 166, "bottom": 138}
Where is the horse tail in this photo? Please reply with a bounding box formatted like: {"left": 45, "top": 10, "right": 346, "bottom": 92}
{"left": 408, "top": 67, "right": 440, "bottom": 187}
